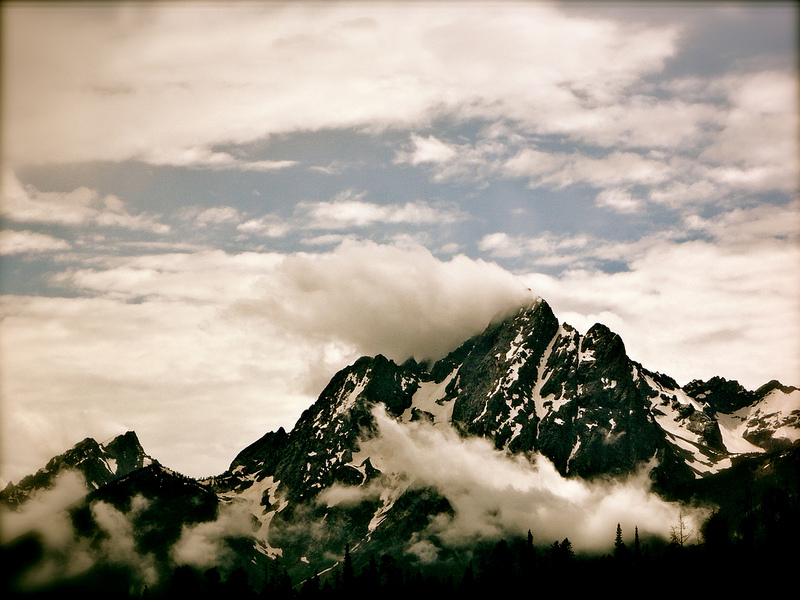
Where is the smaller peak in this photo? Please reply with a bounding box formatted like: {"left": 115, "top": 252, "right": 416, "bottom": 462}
{"left": 109, "top": 430, "right": 141, "bottom": 445}
{"left": 71, "top": 437, "right": 102, "bottom": 453}
{"left": 100, "top": 430, "right": 144, "bottom": 454}
{"left": 585, "top": 322, "right": 614, "bottom": 338}
{"left": 755, "top": 380, "right": 799, "bottom": 396}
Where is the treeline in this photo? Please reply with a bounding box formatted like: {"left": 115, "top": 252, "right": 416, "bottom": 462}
{"left": 5, "top": 516, "right": 795, "bottom": 600}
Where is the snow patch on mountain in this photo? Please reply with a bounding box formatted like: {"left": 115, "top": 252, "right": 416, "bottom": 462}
{"left": 400, "top": 371, "right": 457, "bottom": 425}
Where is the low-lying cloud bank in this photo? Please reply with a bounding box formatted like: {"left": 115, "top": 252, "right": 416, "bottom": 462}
{"left": 1, "top": 472, "right": 159, "bottom": 593}
{"left": 327, "top": 408, "right": 708, "bottom": 556}
{"left": 0, "top": 407, "right": 713, "bottom": 591}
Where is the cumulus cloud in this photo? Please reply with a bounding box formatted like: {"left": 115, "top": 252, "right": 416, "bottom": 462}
{"left": 395, "top": 136, "right": 510, "bottom": 183}
{"left": 400, "top": 134, "right": 458, "bottom": 165}
{"left": 234, "top": 239, "right": 532, "bottom": 363}
{"left": 478, "top": 231, "right": 591, "bottom": 263}
{"left": 194, "top": 206, "right": 243, "bottom": 227}
{"left": 1, "top": 241, "right": 532, "bottom": 482}
{"left": 595, "top": 188, "right": 643, "bottom": 214}
{"left": 237, "top": 215, "right": 291, "bottom": 238}
{"left": 700, "top": 69, "right": 798, "bottom": 190}
{"left": 298, "top": 194, "right": 469, "bottom": 230}
{"left": 503, "top": 148, "right": 674, "bottom": 190}
{"left": 341, "top": 408, "right": 706, "bottom": 555}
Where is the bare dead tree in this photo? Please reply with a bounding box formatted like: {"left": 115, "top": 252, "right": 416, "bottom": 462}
{"left": 670, "top": 512, "right": 694, "bottom": 548}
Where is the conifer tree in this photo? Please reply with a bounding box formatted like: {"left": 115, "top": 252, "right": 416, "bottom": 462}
{"left": 614, "top": 523, "right": 627, "bottom": 559}
{"left": 342, "top": 543, "right": 355, "bottom": 592}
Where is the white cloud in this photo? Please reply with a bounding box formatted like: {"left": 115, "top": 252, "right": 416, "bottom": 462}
{"left": 396, "top": 136, "right": 509, "bottom": 183}
{"left": 1, "top": 171, "right": 170, "bottom": 234}
{"left": 237, "top": 215, "right": 291, "bottom": 238}
{"left": 475, "top": 201, "right": 800, "bottom": 390}
{"left": 555, "top": 96, "right": 722, "bottom": 150}
{"left": 141, "top": 147, "right": 298, "bottom": 171}
{"left": 171, "top": 501, "right": 260, "bottom": 570}
{"left": 0, "top": 229, "right": 71, "bottom": 255}
{"left": 504, "top": 149, "right": 673, "bottom": 189}
{"left": 1, "top": 475, "right": 159, "bottom": 592}
{"left": 354, "top": 407, "right": 705, "bottom": 553}
{"left": 0, "top": 292, "right": 316, "bottom": 484}
{"left": 233, "top": 240, "right": 532, "bottom": 363}
{"left": 400, "top": 134, "right": 458, "bottom": 165}
{"left": 595, "top": 188, "right": 642, "bottom": 214}
{"left": 298, "top": 193, "right": 469, "bottom": 230}
{"left": 1, "top": 3, "right": 680, "bottom": 167}
{"left": 703, "top": 71, "right": 798, "bottom": 166}
{"left": 195, "top": 205, "right": 242, "bottom": 226}
{"left": 0, "top": 470, "right": 88, "bottom": 544}
{"left": 523, "top": 237, "right": 800, "bottom": 390}
{"left": 0, "top": 241, "right": 531, "bottom": 483}
{"left": 478, "top": 231, "right": 591, "bottom": 263}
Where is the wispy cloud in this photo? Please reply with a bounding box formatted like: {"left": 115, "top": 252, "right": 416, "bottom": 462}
{"left": 0, "top": 230, "right": 71, "bottom": 255}
{"left": 1, "top": 241, "right": 530, "bottom": 481}
{"left": 2, "top": 3, "right": 679, "bottom": 167}
{"left": 298, "top": 191, "right": 470, "bottom": 230}
{"left": 2, "top": 172, "right": 170, "bottom": 234}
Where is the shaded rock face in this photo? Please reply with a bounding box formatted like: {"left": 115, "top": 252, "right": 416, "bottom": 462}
{"left": 684, "top": 377, "right": 757, "bottom": 414}
{"left": 1, "top": 431, "right": 151, "bottom": 509}
{"left": 221, "top": 300, "right": 680, "bottom": 511}
{"left": 202, "top": 299, "right": 799, "bottom": 511}
{"left": 207, "top": 298, "right": 797, "bottom": 581}
{"left": 5, "top": 297, "right": 799, "bottom": 592}
{"left": 435, "top": 302, "right": 669, "bottom": 481}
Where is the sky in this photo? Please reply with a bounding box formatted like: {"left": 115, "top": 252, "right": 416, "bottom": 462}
{"left": 1, "top": 1, "right": 798, "bottom": 484}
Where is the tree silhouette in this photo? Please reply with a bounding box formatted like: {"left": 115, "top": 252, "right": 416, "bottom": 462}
{"left": 670, "top": 512, "right": 693, "bottom": 548}
{"left": 342, "top": 544, "right": 355, "bottom": 593}
{"left": 614, "top": 523, "right": 628, "bottom": 559}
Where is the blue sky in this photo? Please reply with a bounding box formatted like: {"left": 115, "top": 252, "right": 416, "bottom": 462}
{"left": 1, "top": 1, "right": 797, "bottom": 482}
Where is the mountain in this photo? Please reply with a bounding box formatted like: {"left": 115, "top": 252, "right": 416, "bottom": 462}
{"left": 0, "top": 431, "right": 153, "bottom": 510}
{"left": 3, "top": 298, "right": 799, "bottom": 597}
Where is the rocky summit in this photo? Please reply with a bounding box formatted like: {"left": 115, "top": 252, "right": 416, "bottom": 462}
{"left": 3, "top": 298, "right": 799, "bottom": 598}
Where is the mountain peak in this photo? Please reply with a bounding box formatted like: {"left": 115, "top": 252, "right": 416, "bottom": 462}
{"left": 1, "top": 430, "right": 152, "bottom": 510}
{"left": 4, "top": 295, "right": 800, "bottom": 597}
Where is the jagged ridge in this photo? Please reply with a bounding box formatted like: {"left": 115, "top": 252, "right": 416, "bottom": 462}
{"left": 3, "top": 297, "right": 799, "bottom": 594}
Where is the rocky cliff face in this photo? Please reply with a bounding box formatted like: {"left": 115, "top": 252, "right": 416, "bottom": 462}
{"left": 201, "top": 298, "right": 798, "bottom": 578}
{"left": 0, "top": 430, "right": 152, "bottom": 509}
{"left": 221, "top": 299, "right": 797, "bottom": 500}
{"left": 3, "top": 298, "right": 799, "bottom": 591}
